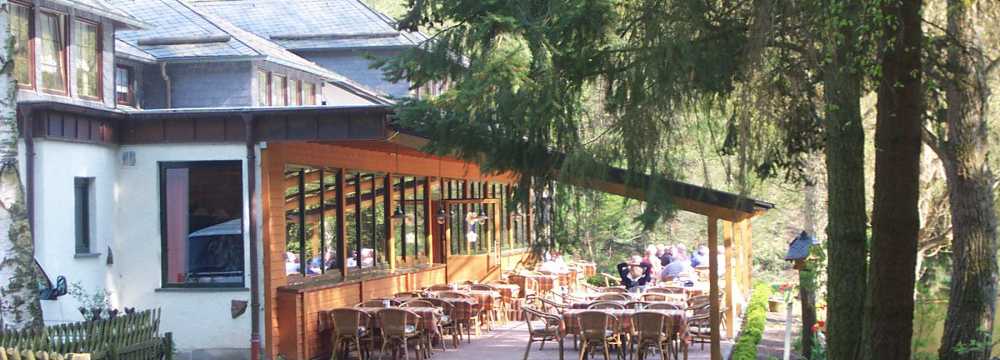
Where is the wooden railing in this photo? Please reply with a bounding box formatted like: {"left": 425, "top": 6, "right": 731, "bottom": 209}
{"left": 0, "top": 310, "right": 171, "bottom": 360}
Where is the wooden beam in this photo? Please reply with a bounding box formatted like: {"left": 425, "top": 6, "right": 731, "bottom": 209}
{"left": 337, "top": 170, "right": 348, "bottom": 278}
{"left": 424, "top": 180, "right": 434, "bottom": 265}
{"left": 707, "top": 216, "right": 722, "bottom": 360}
{"left": 723, "top": 221, "right": 735, "bottom": 339}
{"left": 386, "top": 174, "right": 396, "bottom": 270}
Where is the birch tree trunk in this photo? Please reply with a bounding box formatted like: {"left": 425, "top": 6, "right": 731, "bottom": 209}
{"left": 937, "top": 1, "right": 998, "bottom": 358}
{"left": 864, "top": 0, "right": 923, "bottom": 358}
{"left": 0, "top": 0, "right": 43, "bottom": 331}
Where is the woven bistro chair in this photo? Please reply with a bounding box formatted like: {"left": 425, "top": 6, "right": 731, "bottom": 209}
{"left": 624, "top": 301, "right": 650, "bottom": 310}
{"left": 357, "top": 299, "right": 396, "bottom": 308}
{"left": 599, "top": 287, "right": 628, "bottom": 294}
{"left": 426, "top": 284, "right": 456, "bottom": 292}
{"left": 596, "top": 293, "right": 631, "bottom": 302}
{"left": 645, "top": 303, "right": 684, "bottom": 311}
{"left": 638, "top": 293, "right": 669, "bottom": 302}
{"left": 646, "top": 287, "right": 686, "bottom": 295}
{"left": 588, "top": 302, "right": 626, "bottom": 310}
{"left": 401, "top": 300, "right": 436, "bottom": 308}
{"left": 577, "top": 310, "right": 625, "bottom": 360}
{"left": 522, "top": 306, "right": 567, "bottom": 360}
{"left": 631, "top": 311, "right": 676, "bottom": 360}
{"left": 440, "top": 295, "right": 479, "bottom": 343}
{"left": 424, "top": 298, "right": 459, "bottom": 349}
{"left": 378, "top": 308, "right": 425, "bottom": 360}
{"left": 395, "top": 292, "right": 425, "bottom": 300}
{"left": 329, "top": 308, "right": 375, "bottom": 360}
{"left": 539, "top": 297, "right": 570, "bottom": 315}
{"left": 469, "top": 284, "right": 504, "bottom": 325}
{"left": 687, "top": 301, "right": 712, "bottom": 350}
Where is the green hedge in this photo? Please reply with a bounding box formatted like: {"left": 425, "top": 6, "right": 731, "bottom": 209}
{"left": 730, "top": 282, "right": 773, "bottom": 360}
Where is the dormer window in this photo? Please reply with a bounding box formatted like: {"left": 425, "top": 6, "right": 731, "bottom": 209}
{"left": 74, "top": 19, "right": 101, "bottom": 100}
{"left": 271, "top": 74, "right": 287, "bottom": 106}
{"left": 115, "top": 65, "right": 134, "bottom": 106}
{"left": 39, "top": 11, "right": 67, "bottom": 94}
{"left": 10, "top": 2, "right": 33, "bottom": 89}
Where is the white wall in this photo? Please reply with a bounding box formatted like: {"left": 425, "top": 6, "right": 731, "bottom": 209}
{"left": 28, "top": 141, "right": 255, "bottom": 357}
{"left": 31, "top": 139, "right": 118, "bottom": 323}
{"left": 112, "top": 143, "right": 251, "bottom": 353}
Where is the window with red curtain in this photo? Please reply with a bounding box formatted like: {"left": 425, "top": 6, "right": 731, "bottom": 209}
{"left": 161, "top": 161, "right": 244, "bottom": 287}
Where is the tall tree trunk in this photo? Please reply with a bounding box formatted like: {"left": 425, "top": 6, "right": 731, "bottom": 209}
{"left": 0, "top": 0, "right": 42, "bottom": 331}
{"left": 937, "top": 1, "right": 998, "bottom": 358}
{"left": 800, "top": 179, "right": 818, "bottom": 359}
{"left": 864, "top": 0, "right": 923, "bottom": 358}
{"left": 822, "top": 1, "right": 867, "bottom": 358}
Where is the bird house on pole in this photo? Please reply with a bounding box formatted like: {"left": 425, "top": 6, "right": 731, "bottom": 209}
{"left": 785, "top": 231, "right": 816, "bottom": 270}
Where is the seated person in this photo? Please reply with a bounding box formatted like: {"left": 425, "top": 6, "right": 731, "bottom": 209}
{"left": 661, "top": 255, "right": 694, "bottom": 280}
{"left": 617, "top": 256, "right": 652, "bottom": 290}
{"left": 691, "top": 245, "right": 709, "bottom": 268}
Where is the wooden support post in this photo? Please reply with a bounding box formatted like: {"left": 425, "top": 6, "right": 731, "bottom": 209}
{"left": 425, "top": 180, "right": 434, "bottom": 265}
{"left": 386, "top": 175, "right": 396, "bottom": 270}
{"left": 337, "top": 170, "right": 348, "bottom": 278}
{"left": 734, "top": 220, "right": 745, "bottom": 306}
{"left": 707, "top": 216, "right": 722, "bottom": 360}
{"left": 723, "top": 221, "right": 735, "bottom": 339}
{"left": 745, "top": 220, "right": 753, "bottom": 291}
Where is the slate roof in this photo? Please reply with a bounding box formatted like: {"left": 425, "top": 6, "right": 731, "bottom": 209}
{"left": 191, "top": 0, "right": 428, "bottom": 50}
{"left": 110, "top": 0, "right": 344, "bottom": 81}
{"left": 49, "top": 0, "right": 147, "bottom": 28}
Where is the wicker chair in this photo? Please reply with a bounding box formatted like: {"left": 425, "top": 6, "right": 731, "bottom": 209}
{"left": 426, "top": 284, "right": 456, "bottom": 292}
{"left": 577, "top": 310, "right": 624, "bottom": 360}
{"left": 378, "top": 308, "right": 425, "bottom": 360}
{"left": 539, "top": 297, "right": 570, "bottom": 315}
{"left": 646, "top": 287, "right": 686, "bottom": 295}
{"left": 588, "top": 302, "right": 625, "bottom": 310}
{"left": 645, "top": 303, "right": 684, "bottom": 311}
{"left": 401, "top": 300, "right": 435, "bottom": 308}
{"left": 631, "top": 311, "right": 676, "bottom": 360}
{"left": 599, "top": 287, "right": 628, "bottom": 293}
{"left": 395, "top": 292, "right": 424, "bottom": 300}
{"left": 329, "top": 308, "right": 374, "bottom": 360}
{"left": 424, "top": 298, "right": 459, "bottom": 349}
{"left": 624, "top": 301, "right": 650, "bottom": 310}
{"left": 596, "top": 293, "right": 631, "bottom": 302}
{"left": 446, "top": 297, "right": 480, "bottom": 343}
{"left": 687, "top": 302, "right": 712, "bottom": 350}
{"left": 638, "top": 293, "right": 668, "bottom": 302}
{"left": 522, "top": 306, "right": 566, "bottom": 360}
{"left": 356, "top": 299, "right": 395, "bottom": 308}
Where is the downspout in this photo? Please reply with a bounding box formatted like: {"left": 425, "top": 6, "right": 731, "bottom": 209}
{"left": 159, "top": 62, "right": 172, "bottom": 108}
{"left": 242, "top": 114, "right": 261, "bottom": 360}
{"left": 22, "top": 106, "right": 35, "bottom": 238}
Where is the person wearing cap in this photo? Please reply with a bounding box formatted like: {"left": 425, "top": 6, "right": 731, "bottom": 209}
{"left": 617, "top": 255, "right": 653, "bottom": 291}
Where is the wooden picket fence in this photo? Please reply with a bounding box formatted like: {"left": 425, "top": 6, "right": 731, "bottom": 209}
{"left": 0, "top": 309, "right": 171, "bottom": 360}
{"left": 0, "top": 347, "right": 90, "bottom": 360}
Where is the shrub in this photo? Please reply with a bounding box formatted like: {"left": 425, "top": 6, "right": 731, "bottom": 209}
{"left": 730, "top": 282, "right": 772, "bottom": 360}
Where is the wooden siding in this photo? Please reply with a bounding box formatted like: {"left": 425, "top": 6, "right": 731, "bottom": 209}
{"left": 275, "top": 266, "right": 447, "bottom": 359}
{"left": 262, "top": 142, "right": 521, "bottom": 360}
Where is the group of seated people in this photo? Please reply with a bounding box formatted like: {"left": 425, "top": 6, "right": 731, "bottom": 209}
{"left": 617, "top": 244, "right": 721, "bottom": 291}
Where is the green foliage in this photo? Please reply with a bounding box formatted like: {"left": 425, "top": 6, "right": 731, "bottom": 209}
{"left": 731, "top": 282, "right": 773, "bottom": 360}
